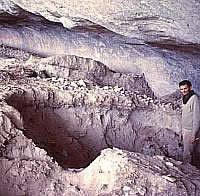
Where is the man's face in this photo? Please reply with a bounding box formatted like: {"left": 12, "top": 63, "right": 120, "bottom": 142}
{"left": 179, "top": 84, "right": 191, "bottom": 96}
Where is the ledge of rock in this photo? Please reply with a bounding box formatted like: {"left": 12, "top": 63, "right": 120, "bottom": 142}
{"left": 2, "top": 0, "right": 200, "bottom": 44}
{"left": 0, "top": 1, "right": 200, "bottom": 96}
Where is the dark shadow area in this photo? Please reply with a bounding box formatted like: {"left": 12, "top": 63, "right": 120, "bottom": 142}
{"left": 146, "top": 41, "right": 200, "bottom": 55}
{"left": 6, "top": 94, "right": 103, "bottom": 169}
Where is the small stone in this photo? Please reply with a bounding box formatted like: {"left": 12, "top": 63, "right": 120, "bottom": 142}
{"left": 165, "top": 162, "right": 174, "bottom": 167}
{"left": 162, "top": 175, "right": 176, "bottom": 183}
{"left": 103, "top": 86, "right": 109, "bottom": 90}
{"left": 70, "top": 81, "right": 78, "bottom": 88}
{"left": 78, "top": 79, "right": 86, "bottom": 87}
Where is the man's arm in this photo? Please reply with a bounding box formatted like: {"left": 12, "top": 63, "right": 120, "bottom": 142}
{"left": 192, "top": 95, "right": 200, "bottom": 135}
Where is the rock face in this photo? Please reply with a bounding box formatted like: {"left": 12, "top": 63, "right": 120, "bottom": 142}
{"left": 0, "top": 1, "right": 200, "bottom": 195}
{"left": 0, "top": 0, "right": 200, "bottom": 96}
{"left": 0, "top": 52, "right": 181, "bottom": 169}
{"left": 2, "top": 0, "right": 200, "bottom": 43}
{"left": 0, "top": 48, "right": 199, "bottom": 195}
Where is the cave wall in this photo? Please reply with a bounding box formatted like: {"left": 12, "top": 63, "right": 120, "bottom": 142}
{"left": 4, "top": 81, "right": 182, "bottom": 169}
{"left": 0, "top": 64, "right": 199, "bottom": 195}
{"left": 0, "top": 0, "right": 200, "bottom": 96}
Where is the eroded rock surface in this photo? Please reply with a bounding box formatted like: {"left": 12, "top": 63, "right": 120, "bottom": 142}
{"left": 0, "top": 0, "right": 200, "bottom": 96}
{"left": 2, "top": 0, "right": 200, "bottom": 43}
{"left": 0, "top": 1, "right": 200, "bottom": 195}
{"left": 0, "top": 48, "right": 199, "bottom": 195}
{"left": 0, "top": 59, "right": 180, "bottom": 168}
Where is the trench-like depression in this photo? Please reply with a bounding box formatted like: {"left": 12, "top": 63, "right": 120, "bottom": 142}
{"left": 6, "top": 89, "right": 182, "bottom": 169}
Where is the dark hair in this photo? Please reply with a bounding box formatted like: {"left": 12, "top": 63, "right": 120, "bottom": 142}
{"left": 179, "top": 80, "right": 192, "bottom": 87}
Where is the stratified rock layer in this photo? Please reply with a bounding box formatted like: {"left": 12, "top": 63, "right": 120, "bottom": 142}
{"left": 2, "top": 0, "right": 200, "bottom": 43}
{"left": 0, "top": 0, "right": 200, "bottom": 96}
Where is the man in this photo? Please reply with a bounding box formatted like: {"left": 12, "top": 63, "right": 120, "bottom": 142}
{"left": 179, "top": 80, "right": 200, "bottom": 163}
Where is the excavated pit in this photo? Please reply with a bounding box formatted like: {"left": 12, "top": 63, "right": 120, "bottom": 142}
{"left": 5, "top": 87, "right": 183, "bottom": 169}
{"left": 6, "top": 95, "right": 96, "bottom": 168}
